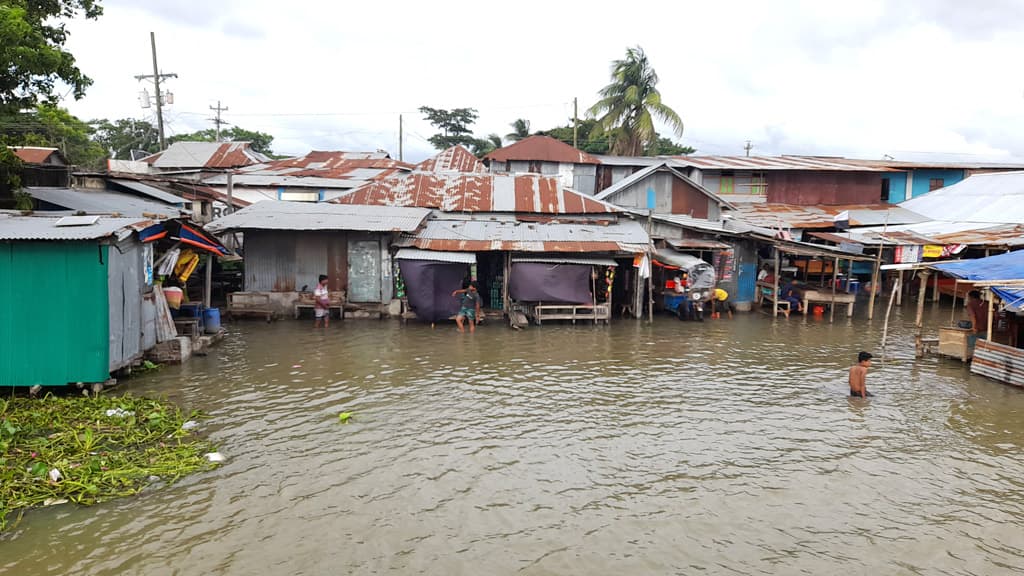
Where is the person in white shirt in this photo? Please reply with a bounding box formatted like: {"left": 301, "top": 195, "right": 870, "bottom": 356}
{"left": 314, "top": 274, "right": 330, "bottom": 328}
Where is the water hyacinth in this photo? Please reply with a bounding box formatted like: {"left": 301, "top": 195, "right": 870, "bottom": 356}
{"left": 0, "top": 394, "right": 219, "bottom": 531}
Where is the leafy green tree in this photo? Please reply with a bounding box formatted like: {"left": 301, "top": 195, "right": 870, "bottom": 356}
{"left": 587, "top": 46, "right": 684, "bottom": 156}
{"left": 471, "top": 134, "right": 504, "bottom": 157}
{"left": 91, "top": 118, "right": 159, "bottom": 159}
{"left": 536, "top": 118, "right": 609, "bottom": 155}
{"left": 645, "top": 135, "right": 695, "bottom": 156}
{"left": 0, "top": 104, "right": 106, "bottom": 168}
{"left": 418, "top": 106, "right": 480, "bottom": 149}
{"left": 167, "top": 126, "right": 275, "bottom": 155}
{"left": 506, "top": 119, "right": 530, "bottom": 142}
{"left": 0, "top": 1, "right": 103, "bottom": 113}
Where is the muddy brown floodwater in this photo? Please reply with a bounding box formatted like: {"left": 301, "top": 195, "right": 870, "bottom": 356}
{"left": 2, "top": 306, "right": 1024, "bottom": 575}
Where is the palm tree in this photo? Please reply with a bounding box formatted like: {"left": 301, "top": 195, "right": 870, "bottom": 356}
{"left": 471, "top": 133, "right": 504, "bottom": 157}
{"left": 587, "top": 46, "right": 684, "bottom": 156}
{"left": 506, "top": 119, "right": 531, "bottom": 142}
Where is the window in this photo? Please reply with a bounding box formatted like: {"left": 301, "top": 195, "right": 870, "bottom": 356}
{"left": 719, "top": 171, "right": 735, "bottom": 194}
{"left": 880, "top": 178, "right": 890, "bottom": 202}
{"left": 929, "top": 178, "right": 944, "bottom": 191}
{"left": 750, "top": 172, "right": 767, "bottom": 195}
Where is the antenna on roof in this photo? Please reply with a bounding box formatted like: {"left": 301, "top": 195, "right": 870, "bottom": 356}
{"left": 744, "top": 140, "right": 753, "bottom": 157}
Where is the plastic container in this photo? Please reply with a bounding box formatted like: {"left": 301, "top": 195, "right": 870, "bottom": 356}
{"left": 203, "top": 307, "right": 221, "bottom": 334}
{"left": 163, "top": 287, "right": 183, "bottom": 309}
{"left": 812, "top": 305, "right": 825, "bottom": 316}
{"left": 847, "top": 280, "right": 860, "bottom": 294}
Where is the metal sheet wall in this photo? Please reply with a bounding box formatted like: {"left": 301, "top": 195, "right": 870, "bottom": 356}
{"left": 244, "top": 230, "right": 358, "bottom": 295}
{"left": 0, "top": 242, "right": 109, "bottom": 386}
{"left": 107, "top": 241, "right": 143, "bottom": 371}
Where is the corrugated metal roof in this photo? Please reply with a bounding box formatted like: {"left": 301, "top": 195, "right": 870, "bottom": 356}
{"left": 666, "top": 238, "right": 731, "bottom": 249}
{"left": 336, "top": 172, "right": 620, "bottom": 214}
{"left": 485, "top": 135, "right": 601, "bottom": 165}
{"left": 146, "top": 142, "right": 269, "bottom": 169}
{"left": 595, "top": 162, "right": 734, "bottom": 209}
{"left": 731, "top": 203, "right": 928, "bottom": 230}
{"left": 205, "top": 200, "right": 430, "bottom": 233}
{"left": 394, "top": 248, "right": 477, "bottom": 263}
{"left": 838, "top": 221, "right": 1024, "bottom": 247}
{"left": 672, "top": 155, "right": 896, "bottom": 172}
{"left": 900, "top": 171, "right": 1024, "bottom": 224}
{"left": 416, "top": 146, "right": 486, "bottom": 173}
{"left": 26, "top": 187, "right": 185, "bottom": 218}
{"left": 110, "top": 179, "right": 187, "bottom": 205}
{"left": 0, "top": 213, "right": 151, "bottom": 241}
{"left": 831, "top": 158, "right": 1024, "bottom": 170}
{"left": 7, "top": 146, "right": 65, "bottom": 165}
{"left": 202, "top": 151, "right": 412, "bottom": 189}
{"left": 511, "top": 256, "right": 619, "bottom": 266}
{"left": 396, "top": 216, "right": 648, "bottom": 253}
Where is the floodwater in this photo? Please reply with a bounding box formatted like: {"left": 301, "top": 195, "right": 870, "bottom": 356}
{"left": 3, "top": 305, "right": 1024, "bottom": 575}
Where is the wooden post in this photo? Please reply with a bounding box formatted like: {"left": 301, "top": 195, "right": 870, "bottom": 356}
{"left": 868, "top": 247, "right": 882, "bottom": 320}
{"left": 951, "top": 280, "right": 959, "bottom": 326}
{"left": 880, "top": 276, "right": 899, "bottom": 363}
{"left": 915, "top": 269, "right": 930, "bottom": 357}
{"left": 647, "top": 211, "right": 654, "bottom": 324}
{"left": 591, "top": 267, "right": 598, "bottom": 325}
{"left": 896, "top": 270, "right": 904, "bottom": 306}
{"left": 502, "top": 252, "right": 510, "bottom": 317}
{"left": 773, "top": 247, "right": 781, "bottom": 318}
{"left": 203, "top": 253, "right": 213, "bottom": 308}
{"left": 986, "top": 289, "right": 995, "bottom": 341}
{"left": 830, "top": 256, "right": 838, "bottom": 323}
{"left": 932, "top": 270, "right": 940, "bottom": 307}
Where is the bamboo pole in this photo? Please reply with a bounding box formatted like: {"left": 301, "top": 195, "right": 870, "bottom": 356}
{"left": 896, "top": 270, "right": 904, "bottom": 306}
{"left": 932, "top": 271, "right": 940, "bottom": 307}
{"left": 880, "top": 277, "right": 899, "bottom": 363}
{"left": 773, "top": 247, "right": 781, "bottom": 318}
{"left": 591, "top": 267, "right": 598, "bottom": 325}
{"left": 915, "top": 270, "right": 931, "bottom": 358}
{"left": 986, "top": 289, "right": 995, "bottom": 341}
{"left": 868, "top": 248, "right": 883, "bottom": 320}
{"left": 830, "top": 256, "right": 838, "bottom": 323}
{"left": 951, "top": 280, "right": 959, "bottom": 326}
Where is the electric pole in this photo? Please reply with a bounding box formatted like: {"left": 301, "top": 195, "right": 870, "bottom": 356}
{"left": 744, "top": 140, "right": 753, "bottom": 157}
{"left": 209, "top": 101, "right": 229, "bottom": 141}
{"left": 134, "top": 32, "right": 177, "bottom": 150}
{"left": 573, "top": 97, "right": 579, "bottom": 148}
{"left": 399, "top": 114, "right": 404, "bottom": 161}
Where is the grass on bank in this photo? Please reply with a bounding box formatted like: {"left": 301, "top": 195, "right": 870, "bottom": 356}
{"left": 0, "top": 393, "right": 219, "bottom": 531}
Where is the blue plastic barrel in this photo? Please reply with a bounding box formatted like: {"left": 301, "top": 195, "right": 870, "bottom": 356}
{"left": 203, "top": 307, "right": 222, "bottom": 333}
{"left": 847, "top": 280, "right": 860, "bottom": 294}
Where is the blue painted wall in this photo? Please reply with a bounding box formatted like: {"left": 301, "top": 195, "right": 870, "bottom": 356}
{"left": 882, "top": 173, "right": 908, "bottom": 203}
{"left": 909, "top": 168, "right": 964, "bottom": 198}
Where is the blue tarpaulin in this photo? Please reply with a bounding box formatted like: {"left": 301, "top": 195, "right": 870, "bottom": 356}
{"left": 932, "top": 250, "right": 1024, "bottom": 311}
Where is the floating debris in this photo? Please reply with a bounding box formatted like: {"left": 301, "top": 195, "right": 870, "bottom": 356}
{"left": 181, "top": 420, "right": 199, "bottom": 431}
{"left": 104, "top": 408, "right": 135, "bottom": 418}
{"left": 337, "top": 412, "right": 353, "bottom": 424}
{"left": 204, "top": 452, "right": 225, "bottom": 462}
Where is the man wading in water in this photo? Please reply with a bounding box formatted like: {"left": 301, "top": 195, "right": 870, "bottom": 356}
{"left": 849, "top": 351, "right": 873, "bottom": 398}
{"left": 452, "top": 282, "right": 482, "bottom": 333}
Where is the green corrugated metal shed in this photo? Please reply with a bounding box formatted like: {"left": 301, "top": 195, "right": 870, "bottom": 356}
{"left": 0, "top": 242, "right": 111, "bottom": 386}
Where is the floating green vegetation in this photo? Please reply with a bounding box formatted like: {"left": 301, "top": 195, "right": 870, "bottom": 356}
{"left": 337, "top": 411, "right": 353, "bottom": 424}
{"left": 0, "top": 393, "right": 219, "bottom": 531}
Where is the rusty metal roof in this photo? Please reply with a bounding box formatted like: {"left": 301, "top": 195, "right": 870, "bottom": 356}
{"left": 396, "top": 214, "right": 648, "bottom": 253}
{"left": 205, "top": 201, "right": 430, "bottom": 233}
{"left": 666, "top": 238, "right": 731, "bottom": 250}
{"left": 672, "top": 155, "right": 895, "bottom": 172}
{"left": 146, "top": 142, "right": 269, "bottom": 169}
{"left": 7, "top": 146, "right": 65, "bottom": 165}
{"left": 335, "top": 172, "right": 620, "bottom": 214}
{"left": 415, "top": 146, "right": 486, "bottom": 173}
{"left": 485, "top": 135, "right": 601, "bottom": 165}
{"left": 202, "top": 151, "right": 412, "bottom": 190}
{"left": 839, "top": 221, "right": 1024, "bottom": 248}
{"left": 731, "top": 203, "right": 928, "bottom": 230}
{"left": 0, "top": 212, "right": 152, "bottom": 241}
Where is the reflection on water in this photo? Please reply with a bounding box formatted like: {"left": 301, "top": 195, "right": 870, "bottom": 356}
{"left": 3, "top": 306, "right": 1023, "bottom": 575}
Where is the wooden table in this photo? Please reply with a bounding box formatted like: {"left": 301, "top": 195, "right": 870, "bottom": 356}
{"left": 534, "top": 304, "right": 610, "bottom": 325}
{"left": 797, "top": 285, "right": 856, "bottom": 317}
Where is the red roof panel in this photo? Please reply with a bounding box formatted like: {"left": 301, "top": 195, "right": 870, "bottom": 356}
{"left": 485, "top": 135, "right": 600, "bottom": 165}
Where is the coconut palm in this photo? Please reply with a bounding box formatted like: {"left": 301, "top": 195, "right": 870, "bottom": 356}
{"left": 506, "top": 118, "right": 531, "bottom": 142}
{"left": 588, "top": 46, "right": 684, "bottom": 156}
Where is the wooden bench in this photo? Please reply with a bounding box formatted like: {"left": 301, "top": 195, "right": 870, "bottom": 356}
{"left": 227, "top": 292, "right": 274, "bottom": 321}
{"left": 173, "top": 318, "right": 201, "bottom": 339}
{"left": 294, "top": 291, "right": 345, "bottom": 320}
{"left": 756, "top": 284, "right": 792, "bottom": 316}
{"left": 533, "top": 303, "right": 611, "bottom": 325}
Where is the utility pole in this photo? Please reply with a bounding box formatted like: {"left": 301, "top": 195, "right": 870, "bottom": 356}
{"left": 398, "top": 114, "right": 403, "bottom": 161}
{"left": 209, "top": 101, "right": 229, "bottom": 141}
{"left": 573, "top": 97, "right": 579, "bottom": 148}
{"left": 744, "top": 140, "right": 753, "bottom": 157}
{"left": 134, "top": 32, "right": 177, "bottom": 150}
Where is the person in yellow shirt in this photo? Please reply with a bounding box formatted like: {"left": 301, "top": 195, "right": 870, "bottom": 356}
{"left": 711, "top": 287, "right": 733, "bottom": 319}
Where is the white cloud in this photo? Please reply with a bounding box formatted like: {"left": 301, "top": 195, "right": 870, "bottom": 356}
{"left": 59, "top": 0, "right": 1024, "bottom": 163}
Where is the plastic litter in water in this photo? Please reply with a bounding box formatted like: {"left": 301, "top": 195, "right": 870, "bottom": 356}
{"left": 104, "top": 408, "right": 135, "bottom": 418}
{"left": 204, "top": 452, "right": 225, "bottom": 463}
{"left": 181, "top": 420, "right": 199, "bottom": 431}
{"left": 48, "top": 468, "right": 63, "bottom": 483}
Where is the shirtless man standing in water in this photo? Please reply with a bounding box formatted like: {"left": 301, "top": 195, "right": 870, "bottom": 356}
{"left": 849, "top": 351, "right": 873, "bottom": 398}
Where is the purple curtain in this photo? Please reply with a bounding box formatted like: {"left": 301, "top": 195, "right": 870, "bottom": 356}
{"left": 508, "top": 262, "right": 592, "bottom": 303}
{"left": 398, "top": 260, "right": 467, "bottom": 323}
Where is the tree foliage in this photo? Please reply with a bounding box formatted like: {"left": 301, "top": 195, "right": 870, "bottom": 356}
{"left": 645, "top": 135, "right": 695, "bottom": 156}
{"left": 506, "top": 119, "right": 530, "bottom": 142}
{"left": 0, "top": 1, "right": 103, "bottom": 113}
{"left": 167, "top": 126, "right": 275, "bottom": 155}
{"left": 0, "top": 104, "right": 105, "bottom": 168}
{"left": 587, "top": 46, "right": 684, "bottom": 156}
{"left": 470, "top": 133, "right": 503, "bottom": 157}
{"left": 418, "top": 106, "right": 481, "bottom": 150}
{"left": 91, "top": 118, "right": 159, "bottom": 159}
{"left": 536, "top": 118, "right": 610, "bottom": 155}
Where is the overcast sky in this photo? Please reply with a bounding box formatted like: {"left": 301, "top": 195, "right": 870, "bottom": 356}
{"left": 61, "top": 0, "right": 1024, "bottom": 163}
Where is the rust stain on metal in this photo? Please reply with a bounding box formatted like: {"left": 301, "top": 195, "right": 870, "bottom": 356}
{"left": 415, "top": 146, "right": 485, "bottom": 173}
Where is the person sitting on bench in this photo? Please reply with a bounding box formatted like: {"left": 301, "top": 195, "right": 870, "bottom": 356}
{"left": 780, "top": 278, "right": 803, "bottom": 313}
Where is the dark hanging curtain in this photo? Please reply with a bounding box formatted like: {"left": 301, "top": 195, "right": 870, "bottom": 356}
{"left": 398, "top": 260, "right": 467, "bottom": 323}
{"left": 508, "top": 262, "right": 592, "bottom": 303}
